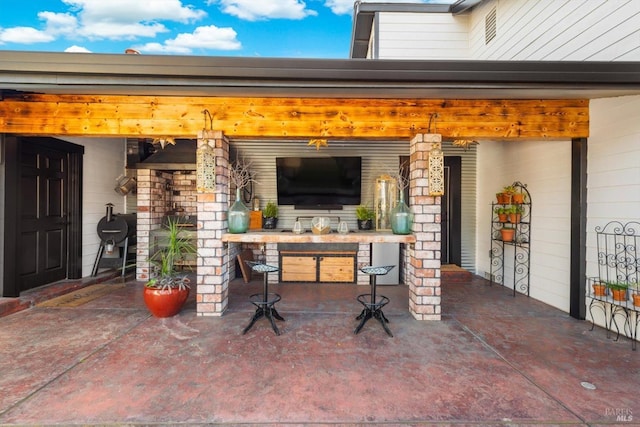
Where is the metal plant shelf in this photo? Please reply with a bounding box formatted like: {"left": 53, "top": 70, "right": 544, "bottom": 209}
{"left": 489, "top": 181, "right": 531, "bottom": 297}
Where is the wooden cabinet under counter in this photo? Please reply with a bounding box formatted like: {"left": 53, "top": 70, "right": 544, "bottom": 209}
{"left": 280, "top": 250, "right": 356, "bottom": 283}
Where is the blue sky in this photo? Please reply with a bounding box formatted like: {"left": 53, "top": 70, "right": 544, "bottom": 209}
{"left": 0, "top": 0, "right": 443, "bottom": 58}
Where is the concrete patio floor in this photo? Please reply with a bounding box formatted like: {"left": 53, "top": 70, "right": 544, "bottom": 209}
{"left": 0, "top": 274, "right": 638, "bottom": 426}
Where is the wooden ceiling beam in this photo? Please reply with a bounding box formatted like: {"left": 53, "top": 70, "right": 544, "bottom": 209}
{"left": 0, "top": 94, "right": 589, "bottom": 140}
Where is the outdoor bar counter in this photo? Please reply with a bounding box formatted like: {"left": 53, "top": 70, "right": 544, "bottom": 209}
{"left": 220, "top": 230, "right": 416, "bottom": 287}
{"left": 220, "top": 230, "right": 416, "bottom": 244}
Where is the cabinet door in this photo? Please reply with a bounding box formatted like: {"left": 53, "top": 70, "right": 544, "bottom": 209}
{"left": 318, "top": 256, "right": 355, "bottom": 283}
{"left": 281, "top": 255, "right": 317, "bottom": 282}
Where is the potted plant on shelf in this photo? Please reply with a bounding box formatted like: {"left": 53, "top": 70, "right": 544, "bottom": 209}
{"left": 144, "top": 217, "right": 196, "bottom": 317}
{"left": 496, "top": 185, "right": 515, "bottom": 204}
{"left": 500, "top": 225, "right": 516, "bottom": 242}
{"left": 494, "top": 206, "right": 508, "bottom": 223}
{"left": 633, "top": 285, "right": 640, "bottom": 307}
{"left": 507, "top": 204, "right": 524, "bottom": 224}
{"left": 592, "top": 282, "right": 607, "bottom": 297}
{"left": 606, "top": 281, "right": 629, "bottom": 302}
{"left": 262, "top": 201, "right": 278, "bottom": 229}
{"left": 356, "top": 205, "right": 375, "bottom": 230}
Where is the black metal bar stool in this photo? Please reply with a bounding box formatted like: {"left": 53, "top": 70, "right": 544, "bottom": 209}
{"left": 355, "top": 265, "right": 395, "bottom": 337}
{"left": 243, "top": 261, "right": 285, "bottom": 335}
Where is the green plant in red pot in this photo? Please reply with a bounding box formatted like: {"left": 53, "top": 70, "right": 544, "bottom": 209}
{"left": 144, "top": 217, "right": 196, "bottom": 317}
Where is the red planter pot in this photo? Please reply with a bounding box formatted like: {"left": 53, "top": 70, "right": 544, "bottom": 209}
{"left": 143, "top": 286, "right": 190, "bottom": 317}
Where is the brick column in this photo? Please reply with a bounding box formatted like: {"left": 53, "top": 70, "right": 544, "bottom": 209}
{"left": 136, "top": 169, "right": 170, "bottom": 281}
{"left": 408, "top": 134, "right": 441, "bottom": 320}
{"left": 196, "top": 131, "right": 230, "bottom": 316}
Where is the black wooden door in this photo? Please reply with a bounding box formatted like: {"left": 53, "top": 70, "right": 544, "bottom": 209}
{"left": 18, "top": 141, "right": 69, "bottom": 291}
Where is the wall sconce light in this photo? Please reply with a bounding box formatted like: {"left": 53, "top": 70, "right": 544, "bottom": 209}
{"left": 426, "top": 113, "right": 444, "bottom": 196}
{"left": 196, "top": 109, "right": 217, "bottom": 193}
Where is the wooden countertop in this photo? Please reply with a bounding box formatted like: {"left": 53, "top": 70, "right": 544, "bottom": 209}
{"left": 221, "top": 230, "right": 415, "bottom": 244}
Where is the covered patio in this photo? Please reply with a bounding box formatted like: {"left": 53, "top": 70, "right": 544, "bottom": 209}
{"left": 0, "top": 274, "right": 638, "bottom": 425}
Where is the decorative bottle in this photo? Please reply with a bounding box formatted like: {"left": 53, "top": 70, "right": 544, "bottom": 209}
{"left": 228, "top": 188, "right": 250, "bottom": 233}
{"left": 390, "top": 191, "right": 413, "bottom": 235}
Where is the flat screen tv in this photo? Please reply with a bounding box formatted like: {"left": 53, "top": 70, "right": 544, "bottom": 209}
{"left": 276, "top": 157, "right": 362, "bottom": 208}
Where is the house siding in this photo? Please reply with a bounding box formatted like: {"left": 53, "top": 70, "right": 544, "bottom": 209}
{"left": 375, "top": 12, "right": 470, "bottom": 59}
{"left": 469, "top": 0, "right": 640, "bottom": 61}
{"left": 59, "top": 137, "right": 128, "bottom": 277}
{"left": 586, "top": 95, "right": 640, "bottom": 334}
{"left": 476, "top": 140, "right": 572, "bottom": 311}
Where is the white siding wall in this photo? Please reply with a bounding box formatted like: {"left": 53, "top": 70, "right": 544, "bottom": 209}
{"left": 477, "top": 139, "right": 572, "bottom": 311}
{"left": 375, "top": 12, "right": 470, "bottom": 59}
{"left": 60, "top": 137, "right": 127, "bottom": 277}
{"left": 469, "top": 0, "right": 640, "bottom": 61}
{"left": 586, "top": 95, "right": 640, "bottom": 332}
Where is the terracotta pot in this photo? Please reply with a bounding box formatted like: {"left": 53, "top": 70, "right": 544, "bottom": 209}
{"left": 509, "top": 213, "right": 521, "bottom": 224}
{"left": 633, "top": 294, "right": 640, "bottom": 307}
{"left": 144, "top": 285, "right": 190, "bottom": 317}
{"left": 592, "top": 283, "right": 607, "bottom": 297}
{"left": 497, "top": 213, "right": 508, "bottom": 223}
{"left": 512, "top": 193, "right": 525, "bottom": 204}
{"left": 610, "top": 289, "right": 627, "bottom": 302}
{"left": 496, "top": 193, "right": 511, "bottom": 204}
{"left": 500, "top": 228, "right": 515, "bottom": 242}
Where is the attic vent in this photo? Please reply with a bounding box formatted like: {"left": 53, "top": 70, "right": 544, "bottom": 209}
{"left": 485, "top": 7, "right": 497, "bottom": 44}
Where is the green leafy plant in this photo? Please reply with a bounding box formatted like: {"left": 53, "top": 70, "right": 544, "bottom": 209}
{"left": 146, "top": 217, "right": 196, "bottom": 291}
{"left": 502, "top": 185, "right": 516, "bottom": 195}
{"left": 356, "top": 205, "right": 375, "bottom": 221}
{"left": 605, "top": 281, "right": 629, "bottom": 291}
{"left": 494, "top": 206, "right": 507, "bottom": 215}
{"left": 263, "top": 201, "right": 278, "bottom": 218}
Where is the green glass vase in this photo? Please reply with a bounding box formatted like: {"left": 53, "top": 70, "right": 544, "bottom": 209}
{"left": 390, "top": 192, "right": 413, "bottom": 235}
{"left": 228, "top": 188, "right": 249, "bottom": 233}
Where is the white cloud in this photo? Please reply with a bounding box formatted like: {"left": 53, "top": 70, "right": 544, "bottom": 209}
{"left": 323, "top": 0, "right": 356, "bottom": 15}
{"left": 64, "top": 45, "right": 92, "bottom": 52}
{"left": 135, "top": 25, "right": 241, "bottom": 54}
{"left": 211, "top": 0, "right": 317, "bottom": 21}
{"left": 39, "top": 11, "right": 79, "bottom": 36}
{"left": 62, "top": 0, "right": 207, "bottom": 24}
{"left": 60, "top": 0, "right": 206, "bottom": 39}
{"left": 79, "top": 22, "right": 169, "bottom": 40}
{"left": 0, "top": 26, "right": 55, "bottom": 44}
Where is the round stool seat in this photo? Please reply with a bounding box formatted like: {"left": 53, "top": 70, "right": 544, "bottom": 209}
{"left": 360, "top": 265, "right": 395, "bottom": 276}
{"left": 246, "top": 261, "right": 279, "bottom": 274}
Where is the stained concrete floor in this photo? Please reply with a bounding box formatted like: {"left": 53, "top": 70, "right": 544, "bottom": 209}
{"left": 0, "top": 274, "right": 638, "bottom": 426}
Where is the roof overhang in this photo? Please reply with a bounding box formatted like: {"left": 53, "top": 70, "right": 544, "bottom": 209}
{"left": 2, "top": 50, "right": 640, "bottom": 100}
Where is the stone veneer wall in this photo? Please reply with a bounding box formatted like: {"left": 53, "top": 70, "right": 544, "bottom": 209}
{"left": 196, "top": 131, "right": 230, "bottom": 316}
{"left": 408, "top": 134, "right": 442, "bottom": 320}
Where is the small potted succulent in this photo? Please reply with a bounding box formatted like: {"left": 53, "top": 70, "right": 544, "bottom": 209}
{"left": 494, "top": 206, "right": 508, "bottom": 223}
{"left": 262, "top": 201, "right": 278, "bottom": 229}
{"left": 606, "top": 281, "right": 629, "bottom": 302}
{"left": 356, "top": 205, "right": 375, "bottom": 230}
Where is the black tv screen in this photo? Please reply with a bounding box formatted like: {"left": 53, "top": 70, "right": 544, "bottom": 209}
{"left": 276, "top": 157, "right": 362, "bottom": 208}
